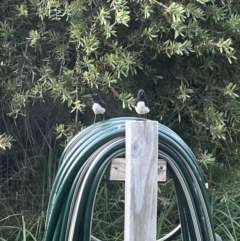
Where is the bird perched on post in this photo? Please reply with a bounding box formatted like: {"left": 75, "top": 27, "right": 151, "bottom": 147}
{"left": 134, "top": 89, "right": 150, "bottom": 117}
{"left": 92, "top": 93, "right": 106, "bottom": 123}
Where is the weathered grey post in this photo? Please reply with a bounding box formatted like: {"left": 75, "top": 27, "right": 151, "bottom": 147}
{"left": 124, "top": 121, "right": 158, "bottom": 241}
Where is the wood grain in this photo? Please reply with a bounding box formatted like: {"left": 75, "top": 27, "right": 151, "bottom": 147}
{"left": 124, "top": 121, "right": 158, "bottom": 241}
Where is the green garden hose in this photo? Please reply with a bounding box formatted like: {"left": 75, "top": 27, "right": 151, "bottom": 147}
{"left": 43, "top": 117, "right": 216, "bottom": 241}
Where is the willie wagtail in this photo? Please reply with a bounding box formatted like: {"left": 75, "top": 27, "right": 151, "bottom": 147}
{"left": 134, "top": 89, "right": 150, "bottom": 117}
{"left": 92, "top": 93, "right": 106, "bottom": 123}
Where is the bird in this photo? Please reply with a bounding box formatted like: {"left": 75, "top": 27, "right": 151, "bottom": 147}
{"left": 134, "top": 89, "right": 150, "bottom": 117}
{"left": 91, "top": 93, "right": 106, "bottom": 123}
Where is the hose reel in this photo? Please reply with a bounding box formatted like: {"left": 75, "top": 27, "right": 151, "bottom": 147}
{"left": 43, "top": 117, "right": 217, "bottom": 241}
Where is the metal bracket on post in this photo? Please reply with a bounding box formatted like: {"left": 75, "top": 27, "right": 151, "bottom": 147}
{"left": 110, "top": 158, "right": 167, "bottom": 182}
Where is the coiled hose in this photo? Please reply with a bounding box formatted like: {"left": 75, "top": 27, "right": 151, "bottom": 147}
{"left": 43, "top": 117, "right": 216, "bottom": 241}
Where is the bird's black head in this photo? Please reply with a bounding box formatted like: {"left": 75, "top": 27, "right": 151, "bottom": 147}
{"left": 92, "top": 93, "right": 99, "bottom": 101}
{"left": 138, "top": 89, "right": 145, "bottom": 96}
{"left": 92, "top": 93, "right": 99, "bottom": 97}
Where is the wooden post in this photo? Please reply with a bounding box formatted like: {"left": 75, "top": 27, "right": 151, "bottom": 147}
{"left": 124, "top": 121, "right": 158, "bottom": 241}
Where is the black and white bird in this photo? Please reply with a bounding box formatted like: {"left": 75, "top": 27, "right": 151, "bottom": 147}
{"left": 134, "top": 89, "right": 150, "bottom": 117}
{"left": 92, "top": 93, "right": 106, "bottom": 123}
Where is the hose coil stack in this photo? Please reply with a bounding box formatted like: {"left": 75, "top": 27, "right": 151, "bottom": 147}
{"left": 43, "top": 117, "right": 216, "bottom": 241}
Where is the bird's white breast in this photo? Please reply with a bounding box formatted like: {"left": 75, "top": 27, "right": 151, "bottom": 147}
{"left": 135, "top": 101, "right": 150, "bottom": 115}
{"left": 92, "top": 103, "right": 106, "bottom": 114}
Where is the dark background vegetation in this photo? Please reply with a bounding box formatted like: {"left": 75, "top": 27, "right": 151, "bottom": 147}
{"left": 1, "top": 0, "right": 240, "bottom": 240}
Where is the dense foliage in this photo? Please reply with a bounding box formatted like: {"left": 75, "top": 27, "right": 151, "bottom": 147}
{"left": 1, "top": 0, "right": 240, "bottom": 240}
